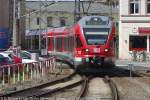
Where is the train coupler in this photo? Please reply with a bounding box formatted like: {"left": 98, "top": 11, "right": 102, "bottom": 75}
{"left": 93, "top": 56, "right": 104, "bottom": 66}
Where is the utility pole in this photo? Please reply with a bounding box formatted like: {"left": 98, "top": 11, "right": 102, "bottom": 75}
{"left": 74, "top": 0, "right": 81, "bottom": 23}
{"left": 78, "top": 0, "right": 81, "bottom": 20}
{"left": 45, "top": 0, "right": 48, "bottom": 55}
{"left": 109, "top": 0, "right": 113, "bottom": 18}
{"left": 74, "top": 0, "right": 77, "bottom": 23}
{"left": 29, "top": 10, "right": 32, "bottom": 49}
{"left": 17, "top": 0, "right": 21, "bottom": 47}
{"left": 13, "top": 0, "right": 17, "bottom": 46}
{"left": 39, "top": 0, "right": 42, "bottom": 50}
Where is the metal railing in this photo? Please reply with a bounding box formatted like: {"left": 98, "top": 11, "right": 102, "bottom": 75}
{"left": 129, "top": 51, "right": 147, "bottom": 61}
{"left": 0, "top": 57, "right": 56, "bottom": 87}
{"left": 145, "top": 52, "right": 150, "bottom": 61}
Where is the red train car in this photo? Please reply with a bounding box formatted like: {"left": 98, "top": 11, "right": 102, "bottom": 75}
{"left": 47, "top": 27, "right": 75, "bottom": 62}
{"left": 47, "top": 16, "right": 116, "bottom": 67}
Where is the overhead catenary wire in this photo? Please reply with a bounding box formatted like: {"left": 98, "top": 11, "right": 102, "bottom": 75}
{"left": 21, "top": 1, "right": 57, "bottom": 18}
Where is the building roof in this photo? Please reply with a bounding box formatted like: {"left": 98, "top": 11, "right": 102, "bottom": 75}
{"left": 26, "top": 1, "right": 118, "bottom": 14}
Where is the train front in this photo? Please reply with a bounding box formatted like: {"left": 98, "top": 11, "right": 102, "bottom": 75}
{"left": 74, "top": 16, "right": 115, "bottom": 66}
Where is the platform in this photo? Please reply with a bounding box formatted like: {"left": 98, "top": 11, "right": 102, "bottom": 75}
{"left": 115, "top": 59, "right": 150, "bottom": 70}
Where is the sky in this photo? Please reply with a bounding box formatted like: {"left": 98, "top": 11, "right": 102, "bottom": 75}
{"left": 26, "top": 0, "right": 74, "bottom": 1}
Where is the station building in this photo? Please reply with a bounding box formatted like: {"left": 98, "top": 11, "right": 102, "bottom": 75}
{"left": 25, "top": 1, "right": 118, "bottom": 29}
{"left": 119, "top": 0, "right": 150, "bottom": 60}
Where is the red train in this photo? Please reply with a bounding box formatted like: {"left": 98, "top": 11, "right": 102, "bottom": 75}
{"left": 47, "top": 16, "right": 116, "bottom": 67}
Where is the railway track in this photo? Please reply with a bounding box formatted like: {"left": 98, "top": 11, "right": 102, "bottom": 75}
{"left": 134, "top": 70, "right": 150, "bottom": 77}
{"left": 77, "top": 76, "right": 91, "bottom": 99}
{"left": 0, "top": 73, "right": 120, "bottom": 100}
{"left": 0, "top": 71, "right": 83, "bottom": 98}
{"left": 0, "top": 62, "right": 122, "bottom": 100}
{"left": 77, "top": 75, "right": 119, "bottom": 100}
{"left": 104, "top": 76, "right": 119, "bottom": 100}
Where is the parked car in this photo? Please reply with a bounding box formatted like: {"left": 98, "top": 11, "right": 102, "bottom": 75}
{"left": 0, "top": 52, "right": 23, "bottom": 75}
{"left": 4, "top": 50, "right": 38, "bottom": 63}
{"left": 20, "top": 50, "right": 46, "bottom": 61}
{"left": 0, "top": 52, "right": 22, "bottom": 64}
{"left": 0, "top": 53, "right": 13, "bottom": 66}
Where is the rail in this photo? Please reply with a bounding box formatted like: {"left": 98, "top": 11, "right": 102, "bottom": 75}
{"left": 77, "top": 76, "right": 89, "bottom": 99}
{"left": 104, "top": 76, "right": 119, "bottom": 100}
{"left": 0, "top": 57, "right": 56, "bottom": 87}
{"left": 0, "top": 71, "right": 80, "bottom": 98}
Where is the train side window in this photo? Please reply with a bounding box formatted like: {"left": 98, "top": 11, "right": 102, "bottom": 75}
{"left": 48, "top": 38, "right": 51, "bottom": 50}
{"left": 71, "top": 36, "right": 74, "bottom": 50}
{"left": 76, "top": 36, "right": 82, "bottom": 48}
{"left": 48, "top": 37, "right": 54, "bottom": 51}
{"left": 56, "top": 37, "right": 62, "bottom": 52}
{"left": 64, "top": 37, "right": 68, "bottom": 51}
{"left": 59, "top": 38, "right": 62, "bottom": 51}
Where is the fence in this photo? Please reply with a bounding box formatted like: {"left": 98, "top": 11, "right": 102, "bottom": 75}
{"left": 0, "top": 57, "right": 56, "bottom": 87}
{"left": 129, "top": 51, "right": 150, "bottom": 61}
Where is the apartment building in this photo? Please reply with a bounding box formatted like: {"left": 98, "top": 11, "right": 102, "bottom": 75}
{"left": 119, "top": 0, "right": 150, "bottom": 60}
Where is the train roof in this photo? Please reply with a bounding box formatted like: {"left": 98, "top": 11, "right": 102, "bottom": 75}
{"left": 78, "top": 16, "right": 112, "bottom": 28}
{"left": 42, "top": 27, "right": 71, "bottom": 36}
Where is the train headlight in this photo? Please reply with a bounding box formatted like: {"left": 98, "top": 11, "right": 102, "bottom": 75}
{"left": 85, "top": 48, "right": 89, "bottom": 52}
{"left": 104, "top": 48, "right": 109, "bottom": 52}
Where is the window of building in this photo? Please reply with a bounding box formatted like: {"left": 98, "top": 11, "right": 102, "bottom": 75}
{"left": 60, "top": 17, "right": 67, "bottom": 27}
{"left": 129, "top": 0, "right": 140, "bottom": 14}
{"left": 129, "top": 36, "right": 147, "bottom": 51}
{"left": 47, "top": 17, "right": 53, "bottom": 27}
{"left": 147, "top": 0, "right": 150, "bottom": 13}
{"left": 37, "top": 17, "right": 40, "bottom": 25}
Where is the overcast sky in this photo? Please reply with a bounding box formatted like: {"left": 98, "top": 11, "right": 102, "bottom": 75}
{"left": 26, "top": 0, "right": 74, "bottom": 1}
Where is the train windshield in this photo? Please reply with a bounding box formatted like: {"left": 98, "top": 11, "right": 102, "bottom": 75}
{"left": 83, "top": 28, "right": 109, "bottom": 45}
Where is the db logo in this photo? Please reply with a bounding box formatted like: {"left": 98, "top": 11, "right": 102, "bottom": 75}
{"left": 132, "top": 27, "right": 138, "bottom": 33}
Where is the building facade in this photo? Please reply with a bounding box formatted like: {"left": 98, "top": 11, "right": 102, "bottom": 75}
{"left": 119, "top": 0, "right": 150, "bottom": 60}
{"left": 25, "top": 1, "right": 118, "bottom": 30}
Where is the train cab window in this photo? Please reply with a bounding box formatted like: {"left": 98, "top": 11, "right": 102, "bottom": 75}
{"left": 83, "top": 28, "right": 109, "bottom": 45}
{"left": 76, "top": 36, "right": 82, "bottom": 48}
{"left": 129, "top": 36, "right": 147, "bottom": 51}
